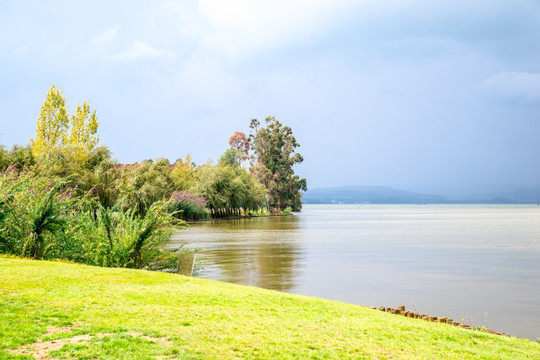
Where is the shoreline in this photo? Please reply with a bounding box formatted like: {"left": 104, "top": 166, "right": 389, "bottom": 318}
{"left": 1, "top": 257, "right": 538, "bottom": 359}
{"left": 185, "top": 212, "right": 294, "bottom": 224}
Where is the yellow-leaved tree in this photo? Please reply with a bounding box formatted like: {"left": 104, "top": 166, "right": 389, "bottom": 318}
{"left": 31, "top": 86, "right": 99, "bottom": 163}
{"left": 69, "top": 101, "right": 99, "bottom": 161}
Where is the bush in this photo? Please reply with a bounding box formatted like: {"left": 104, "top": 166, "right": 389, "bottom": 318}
{"left": 170, "top": 191, "right": 210, "bottom": 221}
{"left": 64, "top": 200, "right": 188, "bottom": 271}
{"left": 0, "top": 172, "right": 187, "bottom": 271}
{"left": 0, "top": 172, "right": 68, "bottom": 259}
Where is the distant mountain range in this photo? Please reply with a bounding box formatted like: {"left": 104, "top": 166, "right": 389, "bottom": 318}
{"left": 302, "top": 186, "right": 540, "bottom": 204}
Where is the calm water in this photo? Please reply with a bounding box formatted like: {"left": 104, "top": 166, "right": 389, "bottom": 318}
{"left": 168, "top": 204, "right": 540, "bottom": 340}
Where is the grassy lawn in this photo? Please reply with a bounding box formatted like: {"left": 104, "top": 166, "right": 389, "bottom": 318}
{"left": 0, "top": 257, "right": 538, "bottom": 359}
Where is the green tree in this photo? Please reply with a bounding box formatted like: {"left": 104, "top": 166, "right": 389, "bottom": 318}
{"left": 76, "top": 146, "right": 120, "bottom": 208}
{"left": 218, "top": 147, "right": 243, "bottom": 167}
{"left": 115, "top": 158, "right": 175, "bottom": 216}
{"left": 170, "top": 155, "right": 197, "bottom": 191}
{"left": 249, "top": 116, "right": 307, "bottom": 212}
{"left": 193, "top": 163, "right": 266, "bottom": 218}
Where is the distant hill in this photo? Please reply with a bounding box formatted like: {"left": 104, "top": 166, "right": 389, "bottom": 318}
{"left": 464, "top": 188, "right": 540, "bottom": 204}
{"left": 303, "top": 186, "right": 540, "bottom": 204}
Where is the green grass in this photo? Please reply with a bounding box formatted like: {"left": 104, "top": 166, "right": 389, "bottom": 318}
{"left": 0, "top": 257, "right": 538, "bottom": 359}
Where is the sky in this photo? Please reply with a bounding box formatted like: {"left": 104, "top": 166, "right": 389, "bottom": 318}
{"left": 1, "top": 0, "right": 539, "bottom": 196}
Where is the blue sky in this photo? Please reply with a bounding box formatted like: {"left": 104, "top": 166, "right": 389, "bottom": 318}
{"left": 1, "top": 0, "right": 539, "bottom": 195}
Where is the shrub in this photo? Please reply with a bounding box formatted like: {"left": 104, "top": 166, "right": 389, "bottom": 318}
{"left": 170, "top": 191, "right": 210, "bottom": 221}
{"left": 65, "top": 200, "right": 187, "bottom": 271}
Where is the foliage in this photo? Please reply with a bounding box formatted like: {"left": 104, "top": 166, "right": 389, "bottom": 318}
{"left": 0, "top": 172, "right": 186, "bottom": 270}
{"left": 31, "top": 85, "right": 69, "bottom": 156}
{"left": 115, "top": 158, "right": 175, "bottom": 216}
{"left": 23, "top": 185, "right": 67, "bottom": 259}
{"left": 65, "top": 201, "right": 184, "bottom": 270}
{"left": 170, "top": 190, "right": 210, "bottom": 221}
{"left": 249, "top": 116, "right": 307, "bottom": 212}
{"left": 31, "top": 85, "right": 99, "bottom": 163}
{"left": 228, "top": 131, "right": 250, "bottom": 161}
{"left": 193, "top": 164, "right": 266, "bottom": 218}
{"left": 1, "top": 87, "right": 306, "bottom": 271}
{"left": 218, "top": 147, "right": 243, "bottom": 167}
{"left": 0, "top": 144, "right": 35, "bottom": 173}
{"left": 170, "top": 154, "right": 196, "bottom": 191}
{"left": 0, "top": 173, "right": 69, "bottom": 259}
{"left": 75, "top": 146, "right": 120, "bottom": 208}
{"left": 69, "top": 101, "right": 99, "bottom": 161}
{"left": 220, "top": 131, "right": 250, "bottom": 168}
{"left": 66, "top": 200, "right": 186, "bottom": 271}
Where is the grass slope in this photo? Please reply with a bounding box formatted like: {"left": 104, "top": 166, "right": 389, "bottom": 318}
{"left": 0, "top": 257, "right": 538, "bottom": 359}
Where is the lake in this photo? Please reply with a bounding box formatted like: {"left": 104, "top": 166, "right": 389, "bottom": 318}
{"left": 168, "top": 204, "right": 540, "bottom": 340}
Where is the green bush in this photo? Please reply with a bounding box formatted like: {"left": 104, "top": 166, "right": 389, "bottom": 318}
{"left": 0, "top": 172, "right": 187, "bottom": 271}
{"left": 169, "top": 191, "right": 210, "bottom": 221}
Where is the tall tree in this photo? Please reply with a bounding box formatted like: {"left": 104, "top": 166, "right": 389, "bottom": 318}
{"left": 31, "top": 86, "right": 99, "bottom": 162}
{"left": 249, "top": 116, "right": 307, "bottom": 212}
{"left": 228, "top": 131, "right": 250, "bottom": 162}
{"left": 31, "top": 86, "right": 69, "bottom": 156}
{"left": 68, "top": 101, "right": 99, "bottom": 162}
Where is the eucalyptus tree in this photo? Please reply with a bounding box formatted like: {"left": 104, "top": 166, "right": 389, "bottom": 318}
{"left": 249, "top": 116, "right": 307, "bottom": 212}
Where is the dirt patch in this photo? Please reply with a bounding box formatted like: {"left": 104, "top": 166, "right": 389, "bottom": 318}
{"left": 45, "top": 323, "right": 81, "bottom": 337}
{"left": 126, "top": 331, "right": 173, "bottom": 347}
{"left": 11, "top": 334, "right": 93, "bottom": 360}
{"left": 8, "top": 324, "right": 172, "bottom": 360}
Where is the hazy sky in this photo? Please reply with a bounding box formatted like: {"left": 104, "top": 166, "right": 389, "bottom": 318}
{"left": 1, "top": 0, "right": 539, "bottom": 195}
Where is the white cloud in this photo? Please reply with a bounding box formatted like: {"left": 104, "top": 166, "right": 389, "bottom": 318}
{"left": 194, "top": 0, "right": 360, "bottom": 61}
{"left": 111, "top": 41, "right": 174, "bottom": 61}
{"left": 480, "top": 71, "right": 540, "bottom": 105}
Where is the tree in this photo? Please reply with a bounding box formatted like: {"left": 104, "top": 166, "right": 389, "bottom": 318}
{"left": 249, "top": 116, "right": 307, "bottom": 212}
{"left": 218, "top": 147, "right": 242, "bottom": 167}
{"left": 31, "top": 86, "right": 69, "bottom": 156}
{"left": 228, "top": 131, "right": 250, "bottom": 161}
{"left": 115, "top": 158, "right": 175, "bottom": 216}
{"left": 171, "top": 155, "right": 196, "bottom": 191}
{"left": 31, "top": 86, "right": 99, "bottom": 162}
{"left": 193, "top": 163, "right": 266, "bottom": 218}
{"left": 68, "top": 101, "right": 99, "bottom": 162}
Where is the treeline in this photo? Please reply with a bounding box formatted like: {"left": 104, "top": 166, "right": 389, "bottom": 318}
{"left": 0, "top": 86, "right": 306, "bottom": 269}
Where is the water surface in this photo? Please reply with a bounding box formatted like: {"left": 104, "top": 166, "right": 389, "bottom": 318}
{"left": 168, "top": 204, "right": 540, "bottom": 340}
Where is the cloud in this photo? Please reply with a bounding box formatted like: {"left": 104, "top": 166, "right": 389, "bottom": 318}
{"left": 193, "top": 0, "right": 359, "bottom": 61}
{"left": 111, "top": 41, "right": 174, "bottom": 61}
{"left": 480, "top": 71, "right": 540, "bottom": 105}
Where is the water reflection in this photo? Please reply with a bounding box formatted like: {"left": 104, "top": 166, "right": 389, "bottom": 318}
{"left": 168, "top": 205, "right": 540, "bottom": 340}
{"left": 169, "top": 216, "right": 306, "bottom": 291}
